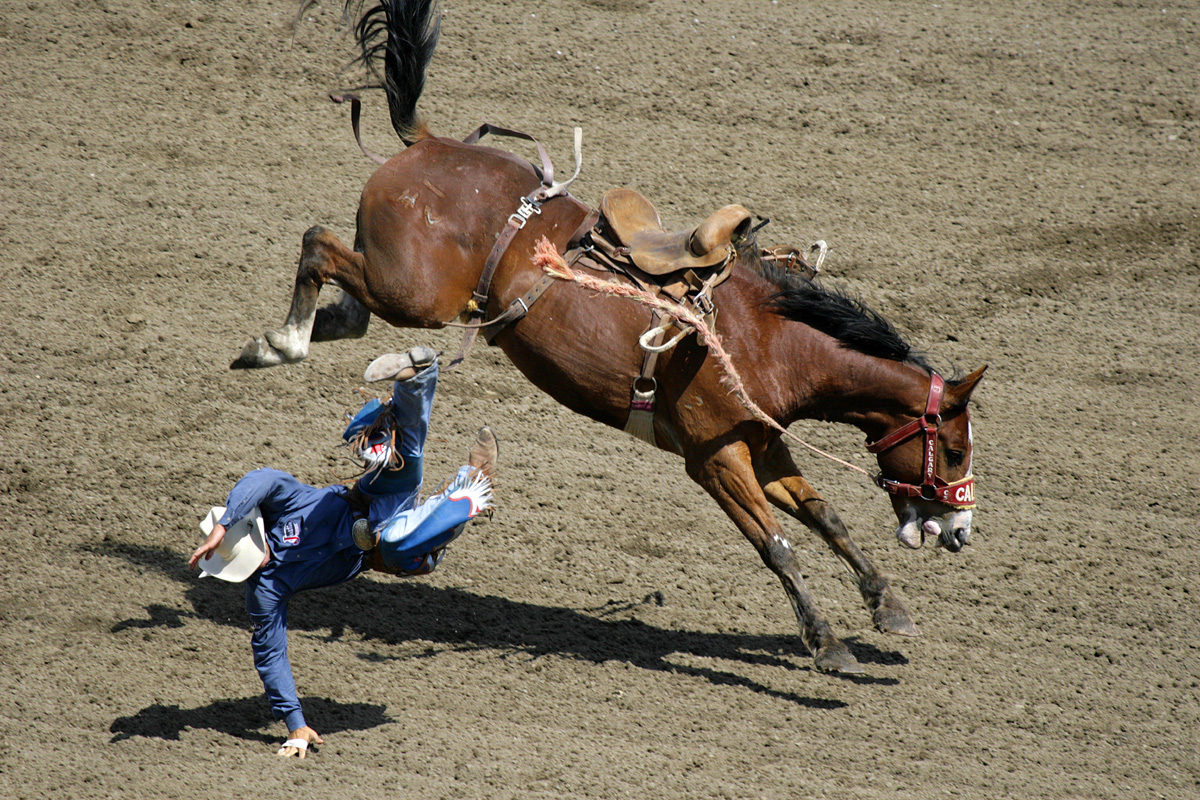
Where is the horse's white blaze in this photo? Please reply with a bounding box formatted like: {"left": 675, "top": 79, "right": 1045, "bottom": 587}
{"left": 965, "top": 419, "right": 974, "bottom": 474}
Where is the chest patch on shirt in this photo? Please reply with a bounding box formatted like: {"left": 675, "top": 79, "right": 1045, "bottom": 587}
{"left": 282, "top": 520, "right": 302, "bottom": 545}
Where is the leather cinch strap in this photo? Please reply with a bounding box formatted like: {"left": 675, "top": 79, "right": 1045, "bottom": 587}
{"left": 447, "top": 124, "right": 579, "bottom": 371}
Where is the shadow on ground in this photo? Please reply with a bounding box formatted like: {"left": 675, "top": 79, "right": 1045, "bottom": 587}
{"left": 98, "top": 542, "right": 907, "bottom": 712}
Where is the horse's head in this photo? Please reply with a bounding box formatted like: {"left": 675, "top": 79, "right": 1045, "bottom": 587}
{"left": 868, "top": 366, "right": 986, "bottom": 552}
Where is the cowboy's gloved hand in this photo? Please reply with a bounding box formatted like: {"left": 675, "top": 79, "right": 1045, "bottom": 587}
{"left": 188, "top": 523, "right": 226, "bottom": 570}
{"left": 278, "top": 726, "right": 324, "bottom": 759}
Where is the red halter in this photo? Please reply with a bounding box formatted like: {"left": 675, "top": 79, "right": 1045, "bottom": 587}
{"left": 865, "top": 374, "right": 976, "bottom": 509}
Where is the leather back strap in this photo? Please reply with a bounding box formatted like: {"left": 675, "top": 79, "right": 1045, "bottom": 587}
{"left": 447, "top": 191, "right": 543, "bottom": 370}
{"left": 329, "top": 93, "right": 389, "bottom": 165}
{"left": 462, "top": 123, "right": 557, "bottom": 189}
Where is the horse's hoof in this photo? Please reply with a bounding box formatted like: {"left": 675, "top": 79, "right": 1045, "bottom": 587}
{"left": 874, "top": 607, "right": 921, "bottom": 637}
{"left": 231, "top": 336, "right": 285, "bottom": 369}
{"left": 814, "top": 640, "right": 864, "bottom": 674}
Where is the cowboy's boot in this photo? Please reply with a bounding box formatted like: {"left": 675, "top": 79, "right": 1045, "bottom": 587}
{"left": 468, "top": 427, "right": 498, "bottom": 481}
{"left": 363, "top": 345, "right": 438, "bottom": 383}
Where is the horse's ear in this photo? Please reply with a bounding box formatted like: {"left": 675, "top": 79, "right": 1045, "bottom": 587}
{"left": 946, "top": 365, "right": 987, "bottom": 408}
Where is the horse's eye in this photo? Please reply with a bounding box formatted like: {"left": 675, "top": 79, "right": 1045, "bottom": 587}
{"left": 946, "top": 449, "right": 965, "bottom": 468}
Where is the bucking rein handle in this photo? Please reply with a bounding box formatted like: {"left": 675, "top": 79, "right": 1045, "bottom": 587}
{"left": 544, "top": 127, "right": 583, "bottom": 199}
{"left": 805, "top": 240, "right": 828, "bottom": 272}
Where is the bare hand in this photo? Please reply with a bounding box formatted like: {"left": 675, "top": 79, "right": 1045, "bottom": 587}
{"left": 277, "top": 726, "right": 324, "bottom": 759}
{"left": 188, "top": 523, "right": 226, "bottom": 570}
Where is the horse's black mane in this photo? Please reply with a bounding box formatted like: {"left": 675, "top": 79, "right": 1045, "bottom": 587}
{"left": 733, "top": 235, "right": 933, "bottom": 370}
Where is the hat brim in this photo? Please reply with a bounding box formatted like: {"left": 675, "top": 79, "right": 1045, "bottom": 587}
{"left": 198, "top": 506, "right": 267, "bottom": 582}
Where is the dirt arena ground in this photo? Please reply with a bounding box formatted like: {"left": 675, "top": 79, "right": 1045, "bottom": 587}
{"left": 2, "top": 0, "right": 1197, "bottom": 797}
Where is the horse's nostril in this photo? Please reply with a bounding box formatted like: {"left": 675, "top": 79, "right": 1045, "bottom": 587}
{"left": 955, "top": 528, "right": 970, "bottom": 547}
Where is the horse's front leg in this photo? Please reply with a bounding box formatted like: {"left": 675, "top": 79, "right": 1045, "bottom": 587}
{"left": 232, "top": 226, "right": 370, "bottom": 369}
{"left": 689, "top": 440, "right": 863, "bottom": 674}
{"left": 757, "top": 440, "right": 919, "bottom": 637}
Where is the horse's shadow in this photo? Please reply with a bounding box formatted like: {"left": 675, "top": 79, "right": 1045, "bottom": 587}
{"left": 100, "top": 541, "right": 909, "bottom": 738}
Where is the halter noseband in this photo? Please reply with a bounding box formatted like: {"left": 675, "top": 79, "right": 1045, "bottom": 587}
{"left": 865, "top": 373, "right": 976, "bottom": 509}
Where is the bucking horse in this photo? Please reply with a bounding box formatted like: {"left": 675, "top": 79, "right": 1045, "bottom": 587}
{"left": 232, "top": 0, "right": 986, "bottom": 674}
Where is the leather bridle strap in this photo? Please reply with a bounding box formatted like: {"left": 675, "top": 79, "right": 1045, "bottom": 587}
{"left": 866, "top": 374, "right": 945, "bottom": 455}
{"left": 865, "top": 374, "right": 976, "bottom": 509}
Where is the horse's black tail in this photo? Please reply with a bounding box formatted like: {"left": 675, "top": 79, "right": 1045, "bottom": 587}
{"left": 344, "top": 0, "right": 441, "bottom": 145}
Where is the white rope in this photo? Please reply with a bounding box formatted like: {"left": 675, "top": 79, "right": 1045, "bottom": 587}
{"left": 638, "top": 321, "right": 693, "bottom": 353}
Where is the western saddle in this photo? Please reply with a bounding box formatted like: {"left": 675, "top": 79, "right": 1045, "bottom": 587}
{"left": 598, "top": 187, "right": 753, "bottom": 276}
{"left": 485, "top": 186, "right": 757, "bottom": 348}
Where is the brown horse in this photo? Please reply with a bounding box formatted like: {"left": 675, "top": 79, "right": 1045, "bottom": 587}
{"left": 233, "top": 0, "right": 985, "bottom": 674}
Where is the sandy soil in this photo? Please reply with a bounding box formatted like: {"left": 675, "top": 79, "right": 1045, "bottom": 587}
{"left": 1, "top": 0, "right": 1198, "bottom": 797}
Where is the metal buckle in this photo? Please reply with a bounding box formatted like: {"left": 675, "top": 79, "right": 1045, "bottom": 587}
{"left": 694, "top": 292, "right": 715, "bottom": 316}
{"left": 508, "top": 196, "right": 542, "bottom": 229}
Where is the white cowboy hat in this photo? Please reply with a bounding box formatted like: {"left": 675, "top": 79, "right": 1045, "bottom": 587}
{"left": 197, "top": 506, "right": 267, "bottom": 582}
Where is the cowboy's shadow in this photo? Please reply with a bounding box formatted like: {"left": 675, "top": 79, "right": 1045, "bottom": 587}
{"left": 109, "top": 696, "right": 392, "bottom": 744}
{"left": 101, "top": 543, "right": 903, "bottom": 711}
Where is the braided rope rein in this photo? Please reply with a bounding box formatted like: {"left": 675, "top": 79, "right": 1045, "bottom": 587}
{"left": 532, "top": 237, "right": 874, "bottom": 481}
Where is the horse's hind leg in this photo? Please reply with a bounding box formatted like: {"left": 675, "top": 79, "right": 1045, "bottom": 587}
{"left": 232, "top": 226, "right": 369, "bottom": 369}
{"left": 311, "top": 286, "right": 370, "bottom": 343}
{"left": 757, "top": 440, "right": 920, "bottom": 637}
{"left": 690, "top": 440, "right": 863, "bottom": 673}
